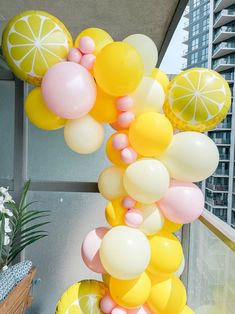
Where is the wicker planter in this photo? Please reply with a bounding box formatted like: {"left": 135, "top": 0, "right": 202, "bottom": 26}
{"left": 0, "top": 267, "right": 37, "bottom": 314}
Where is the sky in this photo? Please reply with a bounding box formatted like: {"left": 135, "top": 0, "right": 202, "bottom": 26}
{"left": 160, "top": 15, "right": 188, "bottom": 75}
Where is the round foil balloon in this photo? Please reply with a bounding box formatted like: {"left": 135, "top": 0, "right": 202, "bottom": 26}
{"left": 164, "top": 68, "right": 231, "bottom": 132}
{"left": 2, "top": 10, "right": 73, "bottom": 85}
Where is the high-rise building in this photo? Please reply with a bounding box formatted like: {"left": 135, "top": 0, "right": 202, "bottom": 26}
{"left": 183, "top": 0, "right": 235, "bottom": 227}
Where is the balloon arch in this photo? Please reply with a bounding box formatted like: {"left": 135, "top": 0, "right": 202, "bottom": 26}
{"left": 2, "top": 10, "right": 231, "bottom": 314}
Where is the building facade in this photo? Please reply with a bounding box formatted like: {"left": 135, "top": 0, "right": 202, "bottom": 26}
{"left": 183, "top": 0, "right": 235, "bottom": 227}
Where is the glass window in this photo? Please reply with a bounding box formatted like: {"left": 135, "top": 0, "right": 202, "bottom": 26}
{"left": 202, "top": 18, "right": 209, "bottom": 31}
{"left": 202, "top": 33, "right": 209, "bottom": 46}
{"left": 201, "top": 61, "right": 208, "bottom": 67}
{"left": 192, "top": 23, "right": 200, "bottom": 36}
{"left": 193, "top": 0, "right": 200, "bottom": 8}
{"left": 192, "top": 8, "right": 200, "bottom": 22}
{"left": 203, "top": 2, "right": 210, "bottom": 16}
{"left": 191, "top": 51, "right": 199, "bottom": 64}
{"left": 201, "top": 47, "right": 208, "bottom": 60}
{"left": 192, "top": 37, "right": 199, "bottom": 50}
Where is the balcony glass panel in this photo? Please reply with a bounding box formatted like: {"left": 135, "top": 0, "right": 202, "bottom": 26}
{"left": 213, "top": 54, "right": 235, "bottom": 69}
{"left": 188, "top": 220, "right": 235, "bottom": 312}
{"left": 215, "top": 9, "right": 235, "bottom": 24}
{"left": 214, "top": 41, "right": 235, "bottom": 54}
{"left": 214, "top": 25, "right": 235, "bottom": 39}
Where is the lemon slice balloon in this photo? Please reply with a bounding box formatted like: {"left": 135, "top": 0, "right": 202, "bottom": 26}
{"left": 2, "top": 10, "right": 73, "bottom": 85}
{"left": 56, "top": 280, "right": 108, "bottom": 314}
{"left": 164, "top": 68, "right": 231, "bottom": 132}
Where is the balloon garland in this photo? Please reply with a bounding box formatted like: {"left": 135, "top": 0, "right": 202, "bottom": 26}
{"left": 2, "top": 10, "right": 231, "bottom": 314}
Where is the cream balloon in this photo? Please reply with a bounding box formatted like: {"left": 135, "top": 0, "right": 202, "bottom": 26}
{"left": 123, "top": 159, "right": 169, "bottom": 204}
{"left": 100, "top": 226, "right": 150, "bottom": 280}
{"left": 98, "top": 166, "right": 126, "bottom": 201}
{"left": 64, "top": 115, "right": 104, "bottom": 154}
{"left": 138, "top": 203, "right": 165, "bottom": 235}
{"left": 130, "top": 77, "right": 165, "bottom": 115}
{"left": 123, "top": 34, "right": 158, "bottom": 75}
{"left": 174, "top": 255, "right": 185, "bottom": 277}
{"left": 160, "top": 132, "right": 219, "bottom": 182}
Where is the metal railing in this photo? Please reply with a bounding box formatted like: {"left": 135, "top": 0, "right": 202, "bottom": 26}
{"left": 212, "top": 137, "right": 230, "bottom": 144}
{"left": 213, "top": 41, "right": 235, "bottom": 54}
{"left": 206, "top": 183, "right": 229, "bottom": 191}
{"left": 214, "top": 25, "right": 235, "bottom": 39}
{"left": 213, "top": 56, "right": 235, "bottom": 69}
{"left": 215, "top": 9, "right": 235, "bottom": 24}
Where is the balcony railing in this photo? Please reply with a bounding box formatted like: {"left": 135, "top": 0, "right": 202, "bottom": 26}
{"left": 214, "top": 123, "right": 231, "bottom": 129}
{"left": 213, "top": 56, "right": 235, "bottom": 70}
{"left": 213, "top": 41, "right": 235, "bottom": 54}
{"left": 219, "top": 153, "right": 230, "bottom": 160}
{"left": 214, "top": 9, "right": 235, "bottom": 25}
{"left": 183, "top": 20, "right": 189, "bottom": 29}
{"left": 183, "top": 35, "right": 188, "bottom": 43}
{"left": 206, "top": 197, "right": 228, "bottom": 206}
{"left": 220, "top": 72, "right": 234, "bottom": 81}
{"left": 213, "top": 168, "right": 230, "bottom": 176}
{"left": 206, "top": 183, "right": 229, "bottom": 191}
{"left": 212, "top": 138, "right": 230, "bottom": 144}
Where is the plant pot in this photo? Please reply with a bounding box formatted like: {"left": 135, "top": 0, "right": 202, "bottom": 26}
{"left": 0, "top": 267, "right": 37, "bottom": 314}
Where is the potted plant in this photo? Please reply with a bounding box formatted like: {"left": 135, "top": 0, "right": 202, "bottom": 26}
{"left": 0, "top": 181, "right": 50, "bottom": 313}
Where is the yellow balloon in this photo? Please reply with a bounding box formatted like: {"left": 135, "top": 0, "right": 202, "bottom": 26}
{"left": 150, "top": 68, "right": 170, "bottom": 93}
{"left": 129, "top": 112, "right": 173, "bottom": 157}
{"left": 102, "top": 273, "right": 111, "bottom": 287}
{"left": 161, "top": 217, "right": 182, "bottom": 233}
{"left": 164, "top": 68, "right": 231, "bottom": 132}
{"left": 147, "top": 231, "right": 183, "bottom": 274}
{"left": 2, "top": 10, "right": 73, "bottom": 85}
{"left": 105, "top": 197, "right": 127, "bottom": 227}
{"left": 90, "top": 86, "right": 118, "bottom": 123}
{"left": 130, "top": 77, "right": 165, "bottom": 115}
{"left": 110, "top": 272, "right": 151, "bottom": 309}
{"left": 180, "top": 305, "right": 195, "bottom": 314}
{"left": 25, "top": 87, "right": 66, "bottom": 130}
{"left": 64, "top": 115, "right": 104, "bottom": 154}
{"left": 74, "top": 28, "right": 113, "bottom": 56}
{"left": 106, "top": 131, "right": 132, "bottom": 168}
{"left": 94, "top": 42, "right": 144, "bottom": 96}
{"left": 98, "top": 166, "right": 126, "bottom": 201}
{"left": 147, "top": 273, "right": 186, "bottom": 314}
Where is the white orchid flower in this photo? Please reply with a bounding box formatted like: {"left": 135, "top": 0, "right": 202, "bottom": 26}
{"left": 4, "top": 218, "right": 11, "bottom": 233}
{"left": 4, "top": 234, "right": 10, "bottom": 246}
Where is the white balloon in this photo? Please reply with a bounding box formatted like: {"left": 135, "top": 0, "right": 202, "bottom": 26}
{"left": 123, "top": 34, "right": 158, "bottom": 75}
{"left": 98, "top": 166, "right": 126, "bottom": 201}
{"left": 64, "top": 115, "right": 104, "bottom": 154}
{"left": 123, "top": 158, "right": 170, "bottom": 204}
{"left": 160, "top": 132, "right": 219, "bottom": 182}
{"left": 138, "top": 203, "right": 164, "bottom": 235}
{"left": 174, "top": 255, "right": 185, "bottom": 277}
{"left": 100, "top": 226, "right": 150, "bottom": 280}
{"left": 131, "top": 77, "right": 165, "bottom": 115}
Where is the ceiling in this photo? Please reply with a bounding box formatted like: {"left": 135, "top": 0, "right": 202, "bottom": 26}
{"left": 0, "top": 0, "right": 187, "bottom": 63}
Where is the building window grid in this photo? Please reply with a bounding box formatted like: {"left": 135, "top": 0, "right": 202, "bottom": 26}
{"left": 191, "top": 37, "right": 199, "bottom": 50}
{"left": 192, "top": 8, "right": 200, "bottom": 22}
{"left": 191, "top": 51, "right": 199, "bottom": 64}
{"left": 201, "top": 47, "right": 208, "bottom": 60}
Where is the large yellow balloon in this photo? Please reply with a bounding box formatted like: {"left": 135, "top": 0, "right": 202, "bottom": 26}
{"left": 129, "top": 112, "right": 173, "bottom": 157}
{"left": 94, "top": 42, "right": 144, "bottom": 96}
{"left": 150, "top": 68, "right": 170, "bottom": 93}
{"left": 110, "top": 272, "right": 151, "bottom": 309}
{"left": 2, "top": 10, "right": 73, "bottom": 85}
{"left": 130, "top": 77, "right": 165, "bottom": 115}
{"left": 25, "top": 87, "right": 66, "bottom": 130}
{"left": 98, "top": 166, "right": 126, "bottom": 201}
{"left": 123, "top": 159, "right": 169, "bottom": 204}
{"left": 90, "top": 86, "right": 118, "bottom": 123}
{"left": 164, "top": 68, "right": 231, "bottom": 132}
{"left": 106, "top": 131, "right": 130, "bottom": 168}
{"left": 105, "top": 197, "right": 127, "bottom": 227}
{"left": 147, "top": 231, "right": 183, "bottom": 274}
{"left": 99, "top": 226, "right": 150, "bottom": 280}
{"left": 74, "top": 28, "right": 113, "bottom": 56}
{"left": 161, "top": 217, "right": 182, "bottom": 233}
{"left": 147, "top": 273, "right": 186, "bottom": 314}
{"left": 180, "top": 305, "right": 194, "bottom": 314}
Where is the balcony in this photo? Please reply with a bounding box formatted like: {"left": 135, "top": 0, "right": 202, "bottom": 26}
{"left": 219, "top": 153, "right": 230, "bottom": 161}
{"left": 213, "top": 55, "right": 235, "bottom": 72}
{"left": 206, "top": 197, "right": 228, "bottom": 206}
{"left": 220, "top": 71, "right": 234, "bottom": 83}
{"left": 206, "top": 183, "right": 229, "bottom": 191}
{"left": 213, "top": 25, "right": 235, "bottom": 44}
{"left": 214, "top": 9, "right": 235, "bottom": 28}
{"left": 182, "top": 34, "right": 189, "bottom": 44}
{"left": 214, "top": 0, "right": 235, "bottom": 13}
{"left": 212, "top": 137, "right": 230, "bottom": 145}
{"left": 183, "top": 20, "right": 189, "bottom": 31}
{"left": 184, "top": 5, "right": 189, "bottom": 18}
{"left": 214, "top": 122, "right": 232, "bottom": 130}
{"left": 213, "top": 41, "right": 235, "bottom": 58}
{"left": 213, "top": 168, "right": 230, "bottom": 176}
{"left": 182, "top": 49, "right": 188, "bottom": 58}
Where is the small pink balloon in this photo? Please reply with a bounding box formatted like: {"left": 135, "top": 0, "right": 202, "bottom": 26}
{"left": 112, "top": 306, "right": 128, "bottom": 314}
{"left": 112, "top": 133, "right": 129, "bottom": 151}
{"left": 80, "top": 54, "right": 96, "bottom": 71}
{"left": 41, "top": 62, "right": 96, "bottom": 119}
{"left": 117, "top": 96, "right": 133, "bottom": 112}
{"left": 110, "top": 121, "right": 125, "bottom": 131}
{"left": 117, "top": 112, "right": 135, "bottom": 128}
{"left": 128, "top": 305, "right": 153, "bottom": 314}
{"left": 81, "top": 227, "right": 109, "bottom": 273}
{"left": 100, "top": 296, "right": 116, "bottom": 313}
{"left": 79, "top": 36, "right": 95, "bottom": 54}
{"left": 67, "top": 48, "right": 82, "bottom": 63}
{"left": 157, "top": 180, "right": 204, "bottom": 224}
{"left": 120, "top": 147, "right": 137, "bottom": 164}
{"left": 122, "top": 196, "right": 136, "bottom": 209}
{"left": 125, "top": 209, "right": 143, "bottom": 228}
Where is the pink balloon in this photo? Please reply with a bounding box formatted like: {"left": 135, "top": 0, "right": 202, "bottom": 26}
{"left": 79, "top": 36, "right": 95, "bottom": 54}
{"left": 120, "top": 147, "right": 137, "bottom": 164}
{"left": 117, "top": 112, "right": 135, "bottom": 128}
{"left": 81, "top": 227, "right": 109, "bottom": 273}
{"left": 80, "top": 54, "right": 96, "bottom": 71}
{"left": 128, "top": 305, "right": 153, "bottom": 314}
{"left": 41, "top": 62, "right": 96, "bottom": 119}
{"left": 100, "top": 296, "right": 116, "bottom": 313}
{"left": 117, "top": 96, "right": 133, "bottom": 112}
{"left": 157, "top": 180, "right": 204, "bottom": 224}
{"left": 125, "top": 209, "right": 143, "bottom": 228}
{"left": 67, "top": 48, "right": 82, "bottom": 63}
{"left": 110, "top": 121, "right": 125, "bottom": 131}
{"left": 112, "top": 133, "right": 129, "bottom": 151}
{"left": 112, "top": 306, "right": 128, "bottom": 314}
{"left": 122, "top": 196, "right": 136, "bottom": 209}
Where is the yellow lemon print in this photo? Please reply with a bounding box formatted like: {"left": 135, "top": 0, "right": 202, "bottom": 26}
{"left": 2, "top": 10, "right": 73, "bottom": 85}
{"left": 164, "top": 68, "right": 231, "bottom": 132}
